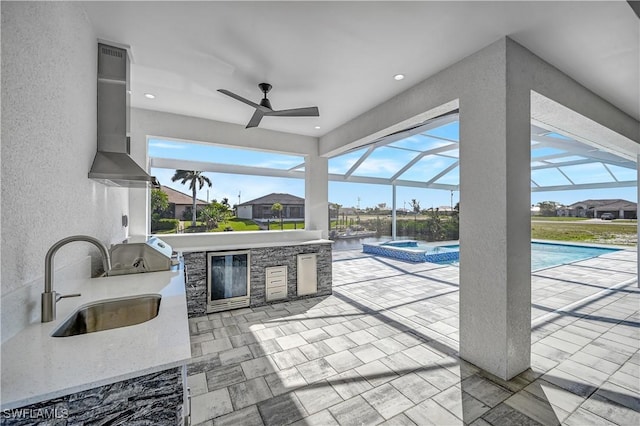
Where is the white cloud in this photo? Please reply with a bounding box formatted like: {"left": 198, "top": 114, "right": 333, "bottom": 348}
{"left": 148, "top": 141, "right": 186, "bottom": 150}
{"left": 252, "top": 159, "right": 303, "bottom": 169}
{"left": 353, "top": 158, "right": 404, "bottom": 176}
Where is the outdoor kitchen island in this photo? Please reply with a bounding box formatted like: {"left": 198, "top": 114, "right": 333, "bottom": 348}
{"left": 157, "top": 231, "right": 333, "bottom": 317}
{"left": 0, "top": 264, "right": 191, "bottom": 424}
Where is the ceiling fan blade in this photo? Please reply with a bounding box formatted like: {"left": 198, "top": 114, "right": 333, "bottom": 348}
{"left": 246, "top": 109, "right": 265, "bottom": 128}
{"left": 217, "top": 89, "right": 271, "bottom": 112}
{"left": 267, "top": 106, "right": 320, "bottom": 117}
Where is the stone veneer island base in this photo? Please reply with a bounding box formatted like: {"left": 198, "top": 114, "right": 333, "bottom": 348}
{"left": 182, "top": 240, "right": 332, "bottom": 317}
{"left": 1, "top": 367, "right": 183, "bottom": 425}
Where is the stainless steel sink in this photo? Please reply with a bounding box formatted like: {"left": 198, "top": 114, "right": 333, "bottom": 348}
{"left": 52, "top": 294, "right": 161, "bottom": 337}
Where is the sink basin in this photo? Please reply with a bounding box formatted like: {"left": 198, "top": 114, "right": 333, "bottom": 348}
{"left": 52, "top": 294, "right": 161, "bottom": 337}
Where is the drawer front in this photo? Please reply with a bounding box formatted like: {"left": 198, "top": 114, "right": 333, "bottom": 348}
{"left": 265, "top": 266, "right": 288, "bottom": 302}
{"left": 266, "top": 266, "right": 287, "bottom": 278}
{"left": 266, "top": 277, "right": 286, "bottom": 287}
{"left": 266, "top": 286, "right": 287, "bottom": 301}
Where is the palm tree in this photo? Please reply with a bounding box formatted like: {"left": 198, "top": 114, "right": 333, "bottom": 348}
{"left": 171, "top": 170, "right": 212, "bottom": 226}
{"left": 411, "top": 199, "right": 421, "bottom": 238}
{"left": 330, "top": 203, "right": 342, "bottom": 229}
{"left": 271, "top": 203, "right": 283, "bottom": 230}
{"left": 411, "top": 199, "right": 421, "bottom": 221}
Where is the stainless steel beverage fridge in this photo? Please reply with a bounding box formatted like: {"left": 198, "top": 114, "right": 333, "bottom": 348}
{"left": 207, "top": 250, "right": 250, "bottom": 312}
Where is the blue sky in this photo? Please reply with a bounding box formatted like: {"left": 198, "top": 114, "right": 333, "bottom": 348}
{"left": 149, "top": 121, "right": 637, "bottom": 209}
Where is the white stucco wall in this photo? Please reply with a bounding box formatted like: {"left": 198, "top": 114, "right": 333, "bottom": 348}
{"left": 1, "top": 2, "right": 128, "bottom": 339}
{"left": 237, "top": 205, "right": 253, "bottom": 220}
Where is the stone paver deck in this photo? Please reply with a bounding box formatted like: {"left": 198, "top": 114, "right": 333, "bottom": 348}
{"left": 188, "top": 248, "right": 639, "bottom": 425}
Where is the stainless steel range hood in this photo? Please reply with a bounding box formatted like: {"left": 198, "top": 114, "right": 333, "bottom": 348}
{"left": 89, "top": 43, "right": 159, "bottom": 188}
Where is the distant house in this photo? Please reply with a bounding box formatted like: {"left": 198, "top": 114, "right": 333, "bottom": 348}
{"left": 161, "top": 186, "right": 208, "bottom": 220}
{"left": 329, "top": 205, "right": 357, "bottom": 218}
{"left": 559, "top": 199, "right": 637, "bottom": 219}
{"left": 237, "top": 193, "right": 304, "bottom": 221}
{"left": 338, "top": 207, "right": 358, "bottom": 216}
{"left": 436, "top": 206, "right": 456, "bottom": 214}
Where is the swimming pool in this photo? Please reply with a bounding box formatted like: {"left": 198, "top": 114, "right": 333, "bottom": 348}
{"left": 362, "top": 240, "right": 621, "bottom": 271}
{"left": 362, "top": 240, "right": 458, "bottom": 263}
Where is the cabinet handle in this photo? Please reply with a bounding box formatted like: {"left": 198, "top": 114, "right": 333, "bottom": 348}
{"left": 186, "top": 387, "right": 191, "bottom": 426}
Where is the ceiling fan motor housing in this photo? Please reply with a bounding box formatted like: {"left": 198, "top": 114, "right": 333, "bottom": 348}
{"left": 258, "top": 83, "right": 272, "bottom": 94}
{"left": 260, "top": 98, "right": 273, "bottom": 109}
{"left": 259, "top": 83, "right": 273, "bottom": 109}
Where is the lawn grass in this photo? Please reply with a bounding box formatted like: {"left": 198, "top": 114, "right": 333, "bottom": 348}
{"left": 531, "top": 216, "right": 590, "bottom": 221}
{"left": 167, "top": 218, "right": 304, "bottom": 232}
{"left": 531, "top": 221, "right": 637, "bottom": 245}
{"left": 168, "top": 219, "right": 262, "bottom": 232}
{"left": 179, "top": 220, "right": 205, "bottom": 228}
{"left": 154, "top": 228, "right": 177, "bottom": 234}
{"left": 213, "top": 218, "right": 260, "bottom": 231}
{"left": 268, "top": 221, "right": 305, "bottom": 230}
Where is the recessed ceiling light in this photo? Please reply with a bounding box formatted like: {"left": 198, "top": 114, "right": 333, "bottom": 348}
{"left": 393, "top": 74, "right": 405, "bottom": 81}
{"left": 144, "top": 93, "right": 155, "bottom": 99}
{"left": 314, "top": 126, "right": 321, "bottom": 130}
{"left": 127, "top": 90, "right": 132, "bottom": 95}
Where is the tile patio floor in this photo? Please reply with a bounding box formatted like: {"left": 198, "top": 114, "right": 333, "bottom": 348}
{"left": 187, "top": 248, "right": 639, "bottom": 425}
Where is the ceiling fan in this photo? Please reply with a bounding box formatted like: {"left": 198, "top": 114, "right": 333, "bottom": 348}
{"left": 217, "top": 83, "right": 319, "bottom": 129}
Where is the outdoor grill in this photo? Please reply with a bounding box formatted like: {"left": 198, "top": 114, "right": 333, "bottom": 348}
{"left": 108, "top": 237, "right": 178, "bottom": 276}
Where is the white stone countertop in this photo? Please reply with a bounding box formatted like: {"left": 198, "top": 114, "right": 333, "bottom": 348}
{"left": 152, "top": 231, "right": 333, "bottom": 253}
{"left": 0, "top": 268, "right": 191, "bottom": 410}
{"left": 178, "top": 238, "right": 334, "bottom": 253}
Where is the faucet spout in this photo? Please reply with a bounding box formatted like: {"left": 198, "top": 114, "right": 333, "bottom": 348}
{"left": 42, "top": 235, "right": 112, "bottom": 322}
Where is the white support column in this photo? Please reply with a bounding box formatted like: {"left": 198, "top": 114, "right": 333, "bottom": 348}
{"left": 392, "top": 184, "right": 397, "bottom": 239}
{"left": 305, "top": 154, "right": 329, "bottom": 238}
{"left": 459, "top": 43, "right": 531, "bottom": 380}
{"left": 637, "top": 154, "right": 639, "bottom": 288}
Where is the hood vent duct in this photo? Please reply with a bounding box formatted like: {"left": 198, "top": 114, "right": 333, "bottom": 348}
{"left": 89, "top": 43, "right": 159, "bottom": 188}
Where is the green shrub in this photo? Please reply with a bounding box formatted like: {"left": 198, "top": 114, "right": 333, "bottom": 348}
{"left": 152, "top": 218, "right": 179, "bottom": 232}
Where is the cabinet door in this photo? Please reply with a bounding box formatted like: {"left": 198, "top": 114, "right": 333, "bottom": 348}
{"left": 297, "top": 254, "right": 317, "bottom": 296}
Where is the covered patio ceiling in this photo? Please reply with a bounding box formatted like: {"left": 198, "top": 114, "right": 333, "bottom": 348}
{"left": 149, "top": 113, "right": 637, "bottom": 194}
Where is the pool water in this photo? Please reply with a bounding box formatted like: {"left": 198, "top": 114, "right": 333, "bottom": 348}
{"left": 434, "top": 242, "right": 620, "bottom": 270}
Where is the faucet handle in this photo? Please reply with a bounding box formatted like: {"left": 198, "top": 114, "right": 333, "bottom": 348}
{"left": 56, "top": 293, "right": 81, "bottom": 302}
{"left": 42, "top": 292, "right": 81, "bottom": 323}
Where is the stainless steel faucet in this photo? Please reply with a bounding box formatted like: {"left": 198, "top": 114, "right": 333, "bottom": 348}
{"left": 42, "top": 235, "right": 112, "bottom": 322}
